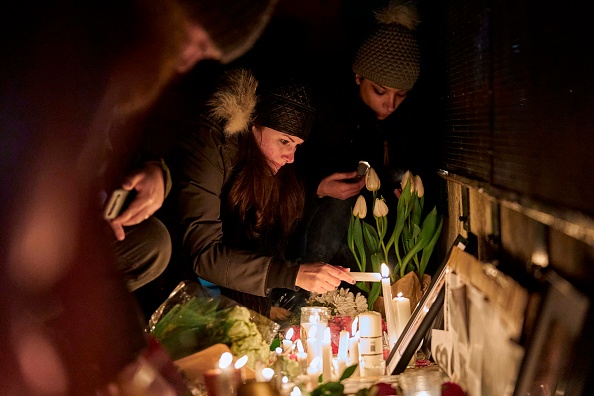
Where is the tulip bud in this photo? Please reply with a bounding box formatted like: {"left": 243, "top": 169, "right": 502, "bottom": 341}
{"left": 353, "top": 195, "right": 367, "bottom": 219}
{"left": 401, "top": 170, "right": 415, "bottom": 193}
{"left": 373, "top": 198, "right": 389, "bottom": 217}
{"left": 366, "top": 168, "right": 381, "bottom": 192}
{"left": 414, "top": 175, "right": 424, "bottom": 197}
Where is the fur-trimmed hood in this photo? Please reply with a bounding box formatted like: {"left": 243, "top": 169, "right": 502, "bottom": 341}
{"left": 208, "top": 69, "right": 258, "bottom": 135}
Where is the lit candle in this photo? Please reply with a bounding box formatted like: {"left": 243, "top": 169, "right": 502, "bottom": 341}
{"left": 348, "top": 317, "right": 360, "bottom": 377}
{"left": 290, "top": 386, "right": 302, "bottom": 396}
{"left": 337, "top": 329, "right": 349, "bottom": 361}
{"left": 333, "top": 357, "right": 347, "bottom": 380}
{"left": 204, "top": 352, "right": 237, "bottom": 396}
{"left": 306, "top": 325, "right": 319, "bottom": 366}
{"left": 306, "top": 356, "right": 321, "bottom": 392}
{"left": 322, "top": 327, "right": 332, "bottom": 383}
{"left": 295, "top": 339, "right": 308, "bottom": 375}
{"left": 393, "top": 292, "right": 412, "bottom": 341}
{"left": 283, "top": 328, "right": 295, "bottom": 354}
{"left": 261, "top": 367, "right": 275, "bottom": 382}
{"left": 234, "top": 354, "right": 248, "bottom": 384}
{"left": 381, "top": 263, "right": 398, "bottom": 350}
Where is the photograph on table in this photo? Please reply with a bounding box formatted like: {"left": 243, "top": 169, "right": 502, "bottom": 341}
{"left": 386, "top": 235, "right": 468, "bottom": 375}
{"left": 513, "top": 271, "right": 591, "bottom": 396}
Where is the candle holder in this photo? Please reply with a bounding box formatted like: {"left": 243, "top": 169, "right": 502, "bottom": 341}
{"left": 300, "top": 307, "right": 329, "bottom": 347}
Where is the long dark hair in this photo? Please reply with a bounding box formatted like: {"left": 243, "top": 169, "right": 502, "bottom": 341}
{"left": 225, "top": 125, "right": 304, "bottom": 244}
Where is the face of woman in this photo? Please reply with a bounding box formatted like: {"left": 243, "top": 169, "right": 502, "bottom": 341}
{"left": 252, "top": 126, "right": 304, "bottom": 174}
{"left": 355, "top": 74, "right": 409, "bottom": 120}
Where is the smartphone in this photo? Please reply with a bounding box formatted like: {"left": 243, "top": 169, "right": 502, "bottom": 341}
{"left": 342, "top": 161, "right": 370, "bottom": 183}
{"left": 103, "top": 188, "right": 131, "bottom": 220}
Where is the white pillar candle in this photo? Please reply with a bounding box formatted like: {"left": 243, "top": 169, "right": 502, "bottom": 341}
{"left": 392, "top": 292, "right": 412, "bottom": 340}
{"left": 358, "top": 311, "right": 385, "bottom": 377}
{"left": 381, "top": 263, "right": 398, "bottom": 349}
{"left": 322, "top": 327, "right": 332, "bottom": 383}
{"left": 337, "top": 330, "right": 349, "bottom": 361}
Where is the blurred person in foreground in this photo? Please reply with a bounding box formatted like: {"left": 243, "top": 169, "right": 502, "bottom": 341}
{"left": 0, "top": 0, "right": 277, "bottom": 394}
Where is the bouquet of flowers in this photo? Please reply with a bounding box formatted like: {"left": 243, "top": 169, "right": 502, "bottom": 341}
{"left": 347, "top": 169, "right": 443, "bottom": 308}
{"left": 148, "top": 281, "right": 278, "bottom": 369}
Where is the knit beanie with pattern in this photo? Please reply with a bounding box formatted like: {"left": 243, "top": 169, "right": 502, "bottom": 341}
{"left": 255, "top": 76, "right": 316, "bottom": 141}
{"left": 352, "top": 1, "right": 421, "bottom": 91}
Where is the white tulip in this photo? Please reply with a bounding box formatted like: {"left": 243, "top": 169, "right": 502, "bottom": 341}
{"left": 373, "top": 198, "right": 389, "bottom": 217}
{"left": 366, "top": 168, "right": 381, "bottom": 192}
{"left": 352, "top": 195, "right": 367, "bottom": 219}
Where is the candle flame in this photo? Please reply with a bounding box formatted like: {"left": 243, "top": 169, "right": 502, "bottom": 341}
{"left": 296, "top": 339, "right": 305, "bottom": 353}
{"left": 291, "top": 386, "right": 302, "bottom": 396}
{"left": 380, "top": 263, "right": 389, "bottom": 278}
{"left": 324, "top": 327, "right": 331, "bottom": 342}
{"left": 308, "top": 325, "right": 317, "bottom": 339}
{"left": 351, "top": 317, "right": 359, "bottom": 335}
{"left": 218, "top": 352, "right": 233, "bottom": 369}
{"left": 235, "top": 355, "right": 248, "bottom": 369}
{"left": 285, "top": 327, "right": 294, "bottom": 340}
{"left": 397, "top": 292, "right": 403, "bottom": 298}
{"left": 276, "top": 347, "right": 283, "bottom": 355}
{"left": 261, "top": 367, "right": 274, "bottom": 382}
{"left": 309, "top": 356, "right": 321, "bottom": 369}
{"left": 282, "top": 376, "right": 288, "bottom": 384}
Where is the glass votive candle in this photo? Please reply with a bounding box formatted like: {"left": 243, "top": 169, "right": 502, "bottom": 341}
{"left": 399, "top": 369, "right": 442, "bottom": 396}
{"left": 300, "top": 307, "right": 329, "bottom": 341}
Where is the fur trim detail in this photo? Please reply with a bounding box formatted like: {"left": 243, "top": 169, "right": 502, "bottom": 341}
{"left": 375, "top": 1, "right": 420, "bottom": 30}
{"left": 208, "top": 69, "right": 258, "bottom": 135}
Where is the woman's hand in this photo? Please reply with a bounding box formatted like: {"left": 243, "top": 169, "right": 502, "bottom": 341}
{"left": 108, "top": 163, "right": 165, "bottom": 240}
{"left": 295, "top": 263, "right": 355, "bottom": 294}
{"left": 317, "top": 172, "right": 365, "bottom": 200}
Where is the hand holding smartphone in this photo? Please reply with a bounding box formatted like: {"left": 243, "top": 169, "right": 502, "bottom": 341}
{"left": 341, "top": 161, "right": 370, "bottom": 183}
{"left": 103, "top": 188, "right": 133, "bottom": 220}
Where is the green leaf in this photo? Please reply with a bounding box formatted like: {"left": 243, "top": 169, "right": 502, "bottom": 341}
{"left": 368, "top": 282, "right": 381, "bottom": 311}
{"left": 340, "top": 364, "right": 358, "bottom": 381}
{"left": 411, "top": 193, "right": 422, "bottom": 228}
{"left": 363, "top": 222, "right": 380, "bottom": 253}
{"left": 399, "top": 207, "right": 438, "bottom": 273}
{"left": 353, "top": 218, "right": 366, "bottom": 272}
{"left": 412, "top": 223, "right": 421, "bottom": 239}
{"left": 418, "top": 214, "right": 443, "bottom": 279}
{"left": 270, "top": 337, "right": 281, "bottom": 351}
{"left": 392, "top": 182, "right": 413, "bottom": 273}
{"left": 356, "top": 281, "right": 370, "bottom": 293}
